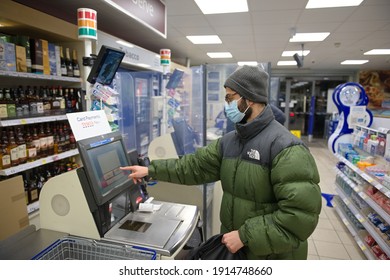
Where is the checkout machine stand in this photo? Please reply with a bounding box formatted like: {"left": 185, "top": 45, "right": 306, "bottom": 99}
{"left": 39, "top": 161, "right": 202, "bottom": 260}
{"left": 147, "top": 133, "right": 217, "bottom": 240}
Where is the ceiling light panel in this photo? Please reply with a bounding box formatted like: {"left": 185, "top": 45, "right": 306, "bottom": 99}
{"left": 306, "top": 0, "right": 364, "bottom": 9}
{"left": 290, "top": 32, "right": 330, "bottom": 42}
{"left": 195, "top": 0, "right": 248, "bottom": 15}
{"left": 282, "top": 50, "right": 311, "bottom": 57}
{"left": 340, "top": 60, "right": 369, "bottom": 65}
{"left": 364, "top": 49, "right": 390, "bottom": 55}
{"left": 237, "top": 61, "right": 258, "bottom": 66}
{"left": 207, "top": 52, "right": 233, "bottom": 58}
{"left": 186, "top": 35, "right": 222, "bottom": 44}
{"left": 277, "top": 61, "right": 297, "bottom": 66}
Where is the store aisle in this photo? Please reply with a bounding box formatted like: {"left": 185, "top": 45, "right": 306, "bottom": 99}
{"left": 304, "top": 138, "right": 366, "bottom": 260}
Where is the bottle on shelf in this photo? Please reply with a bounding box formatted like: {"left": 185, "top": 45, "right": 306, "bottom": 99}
{"left": 63, "top": 123, "right": 70, "bottom": 151}
{"left": 26, "top": 86, "right": 38, "bottom": 116}
{"left": 7, "top": 129, "right": 19, "bottom": 167}
{"left": 19, "top": 86, "right": 30, "bottom": 117}
{"left": 4, "top": 88, "right": 16, "bottom": 119}
{"left": 16, "top": 127, "right": 27, "bottom": 165}
{"left": 58, "top": 126, "right": 65, "bottom": 154}
{"left": 36, "top": 87, "right": 44, "bottom": 115}
{"left": 51, "top": 86, "right": 61, "bottom": 112}
{"left": 0, "top": 89, "right": 8, "bottom": 119}
{"left": 42, "top": 86, "right": 52, "bottom": 114}
{"left": 72, "top": 49, "right": 80, "bottom": 78}
{"left": 25, "top": 127, "right": 37, "bottom": 162}
{"left": 65, "top": 47, "right": 73, "bottom": 77}
{"left": 58, "top": 86, "right": 66, "bottom": 113}
{"left": 32, "top": 126, "right": 41, "bottom": 159}
{"left": 38, "top": 124, "right": 48, "bottom": 158}
{"left": 14, "top": 87, "right": 23, "bottom": 118}
{"left": 60, "top": 46, "right": 67, "bottom": 77}
{"left": 65, "top": 88, "right": 72, "bottom": 113}
{"left": 69, "top": 128, "right": 76, "bottom": 150}
{"left": 23, "top": 174, "right": 29, "bottom": 205}
{"left": 73, "top": 88, "right": 81, "bottom": 112}
{"left": 53, "top": 127, "right": 59, "bottom": 155}
{"left": 46, "top": 123, "right": 54, "bottom": 156}
{"left": 0, "top": 130, "right": 11, "bottom": 170}
{"left": 27, "top": 175, "right": 39, "bottom": 204}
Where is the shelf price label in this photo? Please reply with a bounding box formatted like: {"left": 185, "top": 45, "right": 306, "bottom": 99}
{"left": 358, "top": 192, "right": 368, "bottom": 200}
{"left": 342, "top": 218, "right": 350, "bottom": 227}
{"left": 355, "top": 213, "right": 365, "bottom": 223}
{"left": 343, "top": 197, "right": 350, "bottom": 205}
{"left": 360, "top": 172, "right": 373, "bottom": 183}
{"left": 357, "top": 240, "right": 367, "bottom": 251}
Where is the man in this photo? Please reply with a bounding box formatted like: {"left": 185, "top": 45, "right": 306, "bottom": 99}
{"left": 121, "top": 65, "right": 322, "bottom": 260}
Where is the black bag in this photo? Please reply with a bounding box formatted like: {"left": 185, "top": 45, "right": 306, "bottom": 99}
{"left": 185, "top": 234, "right": 246, "bottom": 260}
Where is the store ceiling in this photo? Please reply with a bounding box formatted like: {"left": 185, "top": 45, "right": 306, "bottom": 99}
{"left": 11, "top": 0, "right": 390, "bottom": 71}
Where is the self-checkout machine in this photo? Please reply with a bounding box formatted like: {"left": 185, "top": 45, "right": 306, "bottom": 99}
{"left": 38, "top": 46, "right": 200, "bottom": 260}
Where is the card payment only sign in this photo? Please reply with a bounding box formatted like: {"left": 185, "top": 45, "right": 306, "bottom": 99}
{"left": 67, "top": 110, "right": 112, "bottom": 141}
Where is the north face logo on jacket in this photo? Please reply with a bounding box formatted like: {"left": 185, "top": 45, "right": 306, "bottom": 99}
{"left": 247, "top": 149, "right": 260, "bottom": 160}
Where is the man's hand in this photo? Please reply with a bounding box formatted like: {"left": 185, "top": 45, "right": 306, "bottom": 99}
{"left": 222, "top": 230, "right": 244, "bottom": 253}
{"left": 120, "top": 165, "right": 149, "bottom": 184}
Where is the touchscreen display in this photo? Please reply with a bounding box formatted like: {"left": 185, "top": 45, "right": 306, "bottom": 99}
{"left": 96, "top": 50, "right": 124, "bottom": 85}
{"left": 87, "top": 140, "right": 130, "bottom": 195}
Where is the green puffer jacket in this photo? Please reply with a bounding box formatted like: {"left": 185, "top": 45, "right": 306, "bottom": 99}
{"left": 149, "top": 105, "right": 322, "bottom": 260}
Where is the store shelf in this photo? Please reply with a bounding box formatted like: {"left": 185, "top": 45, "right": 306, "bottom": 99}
{"left": 335, "top": 153, "right": 390, "bottom": 198}
{"left": 336, "top": 170, "right": 360, "bottom": 192}
{"left": 335, "top": 184, "right": 390, "bottom": 257}
{"left": 0, "top": 149, "right": 79, "bottom": 176}
{"left": 0, "top": 114, "right": 68, "bottom": 127}
{"left": 0, "top": 70, "right": 82, "bottom": 83}
{"left": 336, "top": 170, "right": 390, "bottom": 225}
{"left": 332, "top": 197, "right": 376, "bottom": 260}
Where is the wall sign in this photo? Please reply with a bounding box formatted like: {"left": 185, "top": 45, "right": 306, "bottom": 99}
{"left": 105, "top": 0, "right": 167, "bottom": 38}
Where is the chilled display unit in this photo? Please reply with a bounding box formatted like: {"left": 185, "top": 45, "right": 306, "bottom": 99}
{"left": 113, "top": 69, "right": 161, "bottom": 156}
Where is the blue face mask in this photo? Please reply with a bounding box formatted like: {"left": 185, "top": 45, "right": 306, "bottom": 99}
{"left": 225, "top": 98, "right": 248, "bottom": 123}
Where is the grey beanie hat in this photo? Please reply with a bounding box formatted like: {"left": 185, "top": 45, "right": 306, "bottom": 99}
{"left": 224, "top": 65, "right": 269, "bottom": 103}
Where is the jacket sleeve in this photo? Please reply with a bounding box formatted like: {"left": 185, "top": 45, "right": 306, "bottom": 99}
{"left": 148, "top": 138, "right": 222, "bottom": 185}
{"left": 239, "top": 144, "right": 322, "bottom": 256}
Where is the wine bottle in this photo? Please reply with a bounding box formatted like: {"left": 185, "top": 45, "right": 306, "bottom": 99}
{"left": 60, "top": 46, "right": 67, "bottom": 77}
{"left": 72, "top": 49, "right": 80, "bottom": 78}
{"left": 65, "top": 48, "right": 73, "bottom": 77}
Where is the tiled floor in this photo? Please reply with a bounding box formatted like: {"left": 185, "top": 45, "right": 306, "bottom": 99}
{"left": 304, "top": 137, "right": 366, "bottom": 260}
